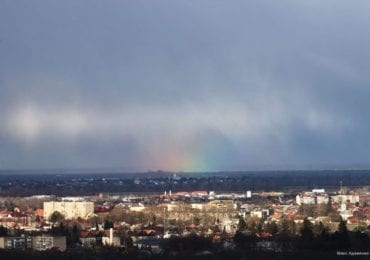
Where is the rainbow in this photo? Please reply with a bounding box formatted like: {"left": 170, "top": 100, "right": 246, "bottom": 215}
{"left": 152, "top": 133, "right": 233, "bottom": 173}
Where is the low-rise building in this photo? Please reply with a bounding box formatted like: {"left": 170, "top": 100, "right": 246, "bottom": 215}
{"left": 0, "top": 235, "right": 66, "bottom": 251}
{"left": 0, "top": 236, "right": 32, "bottom": 250}
{"left": 250, "top": 209, "right": 271, "bottom": 219}
{"left": 102, "top": 228, "right": 121, "bottom": 247}
{"left": 32, "top": 235, "right": 67, "bottom": 251}
{"left": 296, "top": 190, "right": 329, "bottom": 205}
{"left": 80, "top": 231, "right": 100, "bottom": 248}
{"left": 332, "top": 195, "right": 360, "bottom": 204}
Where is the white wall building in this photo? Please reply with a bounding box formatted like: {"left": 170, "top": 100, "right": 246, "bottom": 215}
{"left": 316, "top": 195, "right": 330, "bottom": 204}
{"left": 32, "top": 235, "right": 66, "bottom": 251}
{"left": 339, "top": 203, "right": 353, "bottom": 220}
{"left": 44, "top": 201, "right": 94, "bottom": 220}
{"left": 102, "top": 228, "right": 120, "bottom": 247}
{"left": 296, "top": 190, "right": 329, "bottom": 205}
{"left": 332, "top": 195, "right": 360, "bottom": 204}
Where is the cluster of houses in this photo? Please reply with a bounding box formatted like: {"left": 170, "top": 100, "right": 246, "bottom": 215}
{"left": 0, "top": 188, "right": 370, "bottom": 252}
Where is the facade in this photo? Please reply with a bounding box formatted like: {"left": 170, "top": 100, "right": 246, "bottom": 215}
{"left": 296, "top": 191, "right": 330, "bottom": 205}
{"left": 0, "top": 236, "right": 32, "bottom": 250}
{"left": 80, "top": 230, "right": 101, "bottom": 248}
{"left": 0, "top": 236, "right": 66, "bottom": 251}
{"left": 339, "top": 203, "right": 353, "bottom": 221}
{"left": 250, "top": 209, "right": 271, "bottom": 219}
{"left": 332, "top": 195, "right": 360, "bottom": 204}
{"left": 80, "top": 236, "right": 97, "bottom": 248}
{"left": 44, "top": 201, "right": 94, "bottom": 220}
{"left": 191, "top": 203, "right": 205, "bottom": 210}
{"left": 133, "top": 236, "right": 163, "bottom": 254}
{"left": 207, "top": 200, "right": 236, "bottom": 210}
{"left": 317, "top": 195, "right": 330, "bottom": 204}
{"left": 32, "top": 235, "right": 66, "bottom": 251}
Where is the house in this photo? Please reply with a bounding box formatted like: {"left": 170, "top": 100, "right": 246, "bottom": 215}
{"left": 36, "top": 209, "right": 44, "bottom": 218}
{"left": 132, "top": 236, "right": 163, "bottom": 254}
{"left": 271, "top": 213, "right": 283, "bottom": 222}
{"left": 102, "top": 228, "right": 121, "bottom": 247}
{"left": 80, "top": 230, "right": 101, "bottom": 248}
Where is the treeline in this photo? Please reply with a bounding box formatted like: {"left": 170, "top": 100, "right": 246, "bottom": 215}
{"left": 234, "top": 217, "right": 370, "bottom": 252}
{"left": 2, "top": 218, "right": 369, "bottom": 259}
{"left": 2, "top": 171, "right": 370, "bottom": 196}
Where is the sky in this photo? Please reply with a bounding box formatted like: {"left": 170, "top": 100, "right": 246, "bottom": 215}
{"left": 1, "top": 1, "right": 370, "bottom": 172}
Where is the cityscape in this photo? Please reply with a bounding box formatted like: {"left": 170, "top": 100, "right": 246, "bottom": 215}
{"left": 0, "top": 171, "right": 369, "bottom": 259}
{"left": 2, "top": 0, "right": 370, "bottom": 259}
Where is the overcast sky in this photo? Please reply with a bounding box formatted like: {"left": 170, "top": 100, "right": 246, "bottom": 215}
{"left": 1, "top": 1, "right": 370, "bottom": 171}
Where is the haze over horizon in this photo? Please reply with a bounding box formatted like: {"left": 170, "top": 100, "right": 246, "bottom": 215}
{"left": 1, "top": 1, "right": 370, "bottom": 172}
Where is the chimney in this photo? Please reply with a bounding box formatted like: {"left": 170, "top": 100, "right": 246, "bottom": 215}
{"left": 109, "top": 228, "right": 113, "bottom": 245}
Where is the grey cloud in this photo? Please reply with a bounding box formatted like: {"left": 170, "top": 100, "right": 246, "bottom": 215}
{"left": 0, "top": 1, "right": 369, "bottom": 170}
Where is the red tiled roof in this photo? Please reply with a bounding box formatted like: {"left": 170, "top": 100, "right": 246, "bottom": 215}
{"left": 94, "top": 207, "right": 111, "bottom": 213}
{"left": 257, "top": 231, "right": 272, "bottom": 239}
{"left": 10, "top": 212, "right": 27, "bottom": 218}
{"left": 36, "top": 209, "right": 44, "bottom": 217}
{"left": 271, "top": 213, "right": 283, "bottom": 220}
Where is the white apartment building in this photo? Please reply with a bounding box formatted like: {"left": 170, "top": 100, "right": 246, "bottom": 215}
{"left": 32, "top": 235, "right": 66, "bottom": 251}
{"left": 296, "top": 190, "right": 330, "bottom": 205}
{"left": 44, "top": 201, "right": 94, "bottom": 220}
{"left": 332, "top": 194, "right": 360, "bottom": 204}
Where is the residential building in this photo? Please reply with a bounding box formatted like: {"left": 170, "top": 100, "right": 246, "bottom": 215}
{"left": 0, "top": 236, "right": 32, "bottom": 250}
{"left": 44, "top": 201, "right": 94, "bottom": 220}
{"left": 32, "top": 235, "right": 66, "bottom": 251}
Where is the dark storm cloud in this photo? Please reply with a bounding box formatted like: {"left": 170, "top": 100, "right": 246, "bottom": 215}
{"left": 0, "top": 0, "right": 370, "bottom": 170}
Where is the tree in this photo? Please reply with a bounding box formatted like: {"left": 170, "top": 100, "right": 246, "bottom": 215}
{"left": 279, "top": 218, "right": 291, "bottom": 238}
{"left": 49, "top": 211, "right": 65, "bottom": 223}
{"left": 318, "top": 199, "right": 333, "bottom": 216}
{"left": 104, "top": 219, "right": 114, "bottom": 229}
{"left": 4, "top": 200, "right": 15, "bottom": 211}
{"left": 257, "top": 222, "right": 263, "bottom": 233}
{"left": 313, "top": 222, "right": 327, "bottom": 237}
{"left": 300, "top": 218, "right": 313, "bottom": 239}
{"left": 337, "top": 218, "right": 350, "bottom": 249}
{"left": 338, "top": 218, "right": 348, "bottom": 234}
{"left": 150, "top": 213, "right": 157, "bottom": 225}
{"left": 299, "top": 205, "right": 315, "bottom": 217}
{"left": 246, "top": 217, "right": 259, "bottom": 234}
{"left": 237, "top": 216, "right": 247, "bottom": 231}
{"left": 88, "top": 215, "right": 101, "bottom": 230}
{"left": 328, "top": 212, "right": 342, "bottom": 222}
{"left": 193, "top": 216, "right": 201, "bottom": 226}
{"left": 299, "top": 217, "right": 314, "bottom": 249}
{"left": 288, "top": 220, "right": 296, "bottom": 235}
{"left": 0, "top": 226, "right": 7, "bottom": 236}
{"left": 69, "top": 225, "right": 80, "bottom": 245}
{"left": 51, "top": 221, "right": 68, "bottom": 236}
{"left": 267, "top": 221, "right": 278, "bottom": 235}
